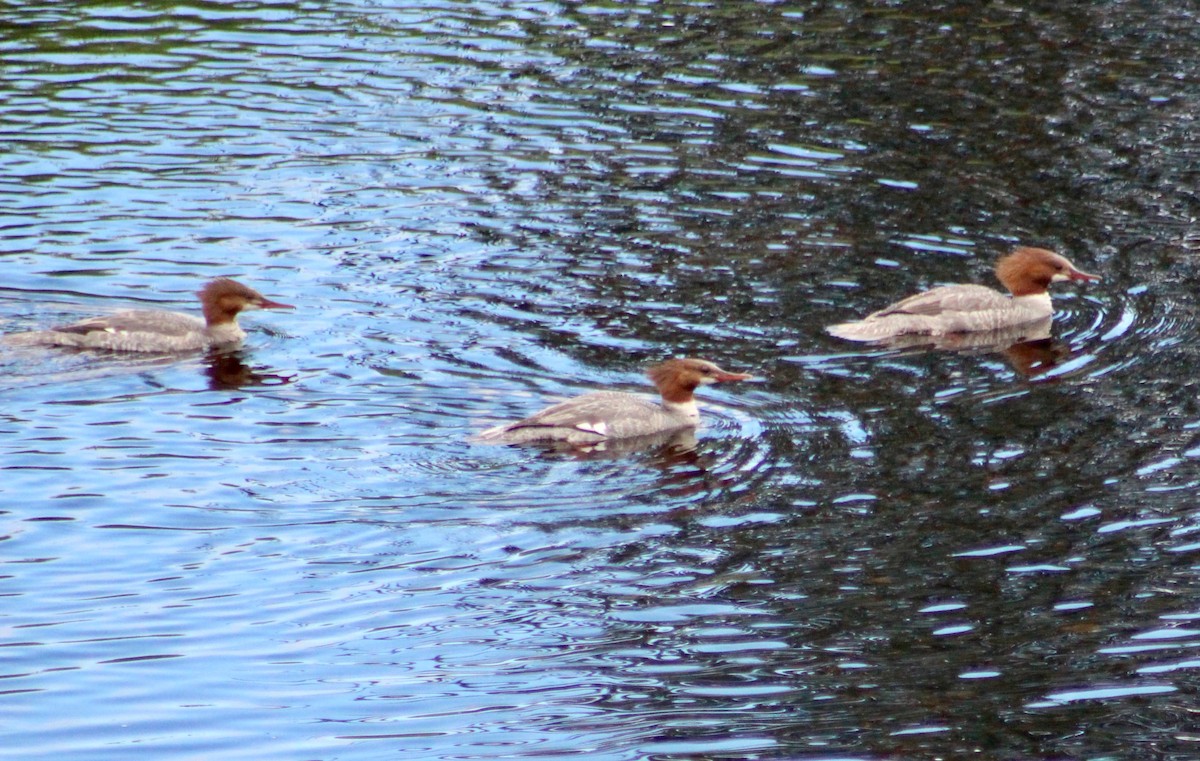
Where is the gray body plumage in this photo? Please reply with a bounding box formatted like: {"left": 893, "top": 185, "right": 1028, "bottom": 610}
{"left": 827, "top": 286, "right": 1053, "bottom": 342}
{"left": 4, "top": 309, "right": 246, "bottom": 352}
{"left": 475, "top": 390, "right": 699, "bottom": 445}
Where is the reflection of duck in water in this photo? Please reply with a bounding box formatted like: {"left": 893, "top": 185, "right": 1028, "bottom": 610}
{"left": 870, "top": 317, "right": 1067, "bottom": 378}
{"left": 474, "top": 358, "right": 754, "bottom": 446}
{"left": 4, "top": 278, "right": 292, "bottom": 353}
{"left": 204, "top": 350, "right": 296, "bottom": 390}
{"left": 1001, "top": 335, "right": 1068, "bottom": 378}
{"left": 827, "top": 247, "right": 1099, "bottom": 342}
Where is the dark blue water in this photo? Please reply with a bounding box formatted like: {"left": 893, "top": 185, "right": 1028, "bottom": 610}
{"left": 4, "top": 2, "right": 1200, "bottom": 759}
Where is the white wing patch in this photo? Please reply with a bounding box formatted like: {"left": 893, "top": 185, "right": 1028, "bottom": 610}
{"left": 574, "top": 420, "right": 608, "bottom": 437}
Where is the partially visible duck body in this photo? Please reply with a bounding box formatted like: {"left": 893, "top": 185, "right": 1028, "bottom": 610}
{"left": 827, "top": 247, "right": 1099, "bottom": 342}
{"left": 3, "top": 278, "right": 292, "bottom": 353}
{"left": 874, "top": 315, "right": 1053, "bottom": 352}
{"left": 474, "top": 358, "right": 754, "bottom": 446}
{"left": 871, "top": 316, "right": 1064, "bottom": 377}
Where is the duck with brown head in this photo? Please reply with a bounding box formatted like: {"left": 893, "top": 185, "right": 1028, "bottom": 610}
{"left": 474, "top": 358, "right": 755, "bottom": 446}
{"left": 3, "top": 277, "right": 293, "bottom": 353}
{"left": 826, "top": 246, "right": 1099, "bottom": 343}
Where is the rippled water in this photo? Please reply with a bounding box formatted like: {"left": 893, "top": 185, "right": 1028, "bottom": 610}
{"left": 4, "top": 2, "right": 1200, "bottom": 759}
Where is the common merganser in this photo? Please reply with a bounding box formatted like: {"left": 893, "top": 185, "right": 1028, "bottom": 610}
{"left": 826, "top": 247, "right": 1099, "bottom": 342}
{"left": 3, "top": 278, "right": 292, "bottom": 353}
{"left": 474, "top": 357, "right": 754, "bottom": 445}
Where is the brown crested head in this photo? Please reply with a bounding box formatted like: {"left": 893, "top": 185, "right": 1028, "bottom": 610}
{"left": 995, "top": 247, "right": 1100, "bottom": 297}
{"left": 197, "top": 278, "right": 294, "bottom": 325}
{"left": 647, "top": 358, "right": 754, "bottom": 404}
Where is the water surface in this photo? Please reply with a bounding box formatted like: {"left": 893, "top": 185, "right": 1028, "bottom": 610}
{"left": 3, "top": 2, "right": 1200, "bottom": 759}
